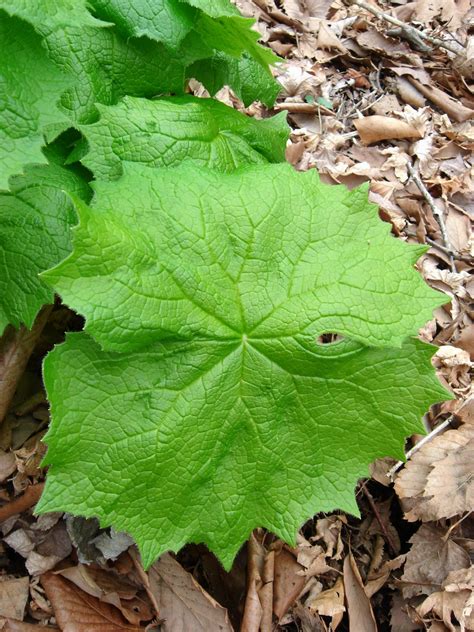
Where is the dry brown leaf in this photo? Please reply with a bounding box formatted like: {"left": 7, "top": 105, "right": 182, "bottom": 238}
{"left": 407, "top": 78, "right": 474, "bottom": 123}
{"left": 417, "top": 589, "right": 474, "bottom": 632}
{"left": 390, "top": 592, "right": 420, "bottom": 632}
{"left": 413, "top": 0, "right": 470, "bottom": 29}
{"left": 281, "top": 0, "right": 334, "bottom": 20}
{"left": 357, "top": 30, "right": 412, "bottom": 58}
{"left": 343, "top": 552, "right": 377, "bottom": 632}
{"left": 0, "top": 578, "right": 29, "bottom": 621}
{"left": 354, "top": 115, "right": 422, "bottom": 144}
{"left": 148, "top": 553, "right": 233, "bottom": 632}
{"left": 0, "top": 451, "right": 16, "bottom": 483}
{"left": 313, "top": 516, "right": 346, "bottom": 560}
{"left": 41, "top": 572, "right": 144, "bottom": 632}
{"left": 396, "top": 76, "right": 427, "bottom": 108}
{"left": 57, "top": 566, "right": 151, "bottom": 625}
{"left": 401, "top": 524, "right": 470, "bottom": 599}
{"left": 273, "top": 548, "right": 307, "bottom": 620}
{"left": 395, "top": 424, "right": 474, "bottom": 522}
{"left": 307, "top": 576, "right": 345, "bottom": 629}
{"left": 0, "top": 620, "right": 59, "bottom": 631}
{"left": 317, "top": 22, "right": 347, "bottom": 53}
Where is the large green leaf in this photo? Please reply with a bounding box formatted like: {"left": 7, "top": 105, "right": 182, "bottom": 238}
{"left": 0, "top": 13, "right": 72, "bottom": 188}
{"left": 37, "top": 164, "right": 448, "bottom": 567}
{"left": 0, "top": 164, "right": 91, "bottom": 333}
{"left": 42, "top": 164, "right": 445, "bottom": 352}
{"left": 79, "top": 96, "right": 289, "bottom": 179}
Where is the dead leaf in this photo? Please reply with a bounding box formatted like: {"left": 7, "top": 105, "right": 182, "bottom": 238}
{"left": 317, "top": 22, "right": 347, "bottom": 53}
{"left": 273, "top": 548, "right": 307, "bottom": 620}
{"left": 41, "top": 572, "right": 144, "bottom": 632}
{"left": 0, "top": 620, "right": 59, "bottom": 631}
{"left": 0, "top": 451, "right": 16, "bottom": 483}
{"left": 0, "top": 578, "right": 29, "bottom": 620}
{"left": 417, "top": 589, "right": 474, "bottom": 632}
{"left": 343, "top": 552, "right": 377, "bottom": 632}
{"left": 281, "top": 0, "right": 334, "bottom": 20}
{"left": 413, "top": 0, "right": 470, "bottom": 29}
{"left": 407, "top": 78, "right": 474, "bottom": 123}
{"left": 307, "top": 576, "right": 345, "bottom": 629}
{"left": 395, "top": 424, "right": 474, "bottom": 522}
{"left": 401, "top": 524, "right": 470, "bottom": 599}
{"left": 148, "top": 553, "right": 233, "bottom": 632}
{"left": 57, "top": 565, "right": 151, "bottom": 625}
{"left": 354, "top": 115, "right": 423, "bottom": 144}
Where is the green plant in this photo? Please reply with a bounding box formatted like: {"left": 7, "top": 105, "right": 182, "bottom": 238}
{"left": 0, "top": 0, "right": 448, "bottom": 570}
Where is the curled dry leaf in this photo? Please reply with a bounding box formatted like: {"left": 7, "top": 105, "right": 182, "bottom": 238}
{"left": 343, "top": 552, "right": 377, "bottom": 632}
{"left": 57, "top": 565, "right": 151, "bottom": 625}
{"left": 147, "top": 553, "right": 233, "bottom": 632}
{"left": 273, "top": 548, "right": 307, "bottom": 620}
{"left": 395, "top": 424, "right": 474, "bottom": 522}
{"left": 307, "top": 576, "right": 345, "bottom": 629}
{"left": 354, "top": 115, "right": 422, "bottom": 144}
{"left": 40, "top": 572, "right": 144, "bottom": 632}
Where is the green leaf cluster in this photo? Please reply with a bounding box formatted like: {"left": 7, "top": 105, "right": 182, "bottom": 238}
{"left": 0, "top": 0, "right": 449, "bottom": 570}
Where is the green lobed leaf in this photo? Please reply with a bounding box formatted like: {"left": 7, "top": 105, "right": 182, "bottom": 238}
{"left": 79, "top": 96, "right": 289, "bottom": 179}
{"left": 0, "top": 0, "right": 187, "bottom": 124}
{"left": 189, "top": 51, "right": 281, "bottom": 107}
{"left": 37, "top": 164, "right": 449, "bottom": 567}
{"left": 0, "top": 13, "right": 72, "bottom": 189}
{"left": 88, "top": 0, "right": 197, "bottom": 49}
{"left": 0, "top": 164, "right": 91, "bottom": 333}
{"left": 42, "top": 164, "right": 445, "bottom": 352}
{"left": 38, "top": 331, "right": 447, "bottom": 570}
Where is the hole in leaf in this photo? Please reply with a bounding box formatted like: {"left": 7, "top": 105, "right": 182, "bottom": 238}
{"left": 316, "top": 333, "right": 344, "bottom": 345}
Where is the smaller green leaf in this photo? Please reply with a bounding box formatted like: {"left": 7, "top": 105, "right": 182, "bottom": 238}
{"left": 89, "top": 0, "right": 196, "bottom": 49}
{"left": 188, "top": 51, "right": 281, "bottom": 107}
{"left": 80, "top": 96, "right": 289, "bottom": 179}
{"left": 0, "top": 164, "right": 91, "bottom": 333}
{"left": 0, "top": 13, "right": 72, "bottom": 188}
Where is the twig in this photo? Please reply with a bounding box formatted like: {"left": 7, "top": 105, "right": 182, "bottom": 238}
{"left": 407, "top": 163, "right": 456, "bottom": 271}
{"left": 348, "top": 0, "right": 464, "bottom": 55}
{"left": 388, "top": 416, "right": 454, "bottom": 479}
{"left": 129, "top": 548, "right": 162, "bottom": 620}
{"left": 0, "top": 305, "right": 53, "bottom": 423}
{"left": 361, "top": 483, "right": 398, "bottom": 555}
{"left": 241, "top": 531, "right": 265, "bottom": 632}
{"left": 425, "top": 237, "right": 472, "bottom": 264}
{"left": 274, "top": 101, "right": 335, "bottom": 116}
{"left": 0, "top": 482, "right": 44, "bottom": 523}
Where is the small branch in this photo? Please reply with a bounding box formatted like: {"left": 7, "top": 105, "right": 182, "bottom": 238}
{"left": 274, "top": 101, "right": 335, "bottom": 116}
{"left": 388, "top": 416, "right": 454, "bottom": 479}
{"left": 129, "top": 548, "right": 162, "bottom": 620}
{"left": 0, "top": 482, "right": 44, "bottom": 523}
{"left": 348, "top": 0, "right": 463, "bottom": 55}
{"left": 361, "top": 483, "right": 398, "bottom": 555}
{"left": 407, "top": 163, "right": 456, "bottom": 271}
{"left": 0, "top": 305, "right": 53, "bottom": 423}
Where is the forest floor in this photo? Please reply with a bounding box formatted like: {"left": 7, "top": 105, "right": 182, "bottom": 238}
{"left": 0, "top": 0, "right": 473, "bottom": 630}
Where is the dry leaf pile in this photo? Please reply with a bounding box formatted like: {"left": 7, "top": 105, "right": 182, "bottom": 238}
{"left": 0, "top": 0, "right": 473, "bottom": 630}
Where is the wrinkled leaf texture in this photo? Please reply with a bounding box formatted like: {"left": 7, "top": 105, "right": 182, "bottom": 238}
{"left": 37, "top": 165, "right": 449, "bottom": 569}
